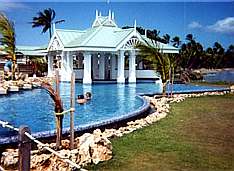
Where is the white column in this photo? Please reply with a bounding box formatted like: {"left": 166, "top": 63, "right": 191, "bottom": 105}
{"left": 117, "top": 50, "right": 125, "bottom": 83}
{"left": 66, "top": 51, "right": 73, "bottom": 74}
{"left": 111, "top": 54, "right": 116, "bottom": 79}
{"left": 99, "top": 53, "right": 105, "bottom": 80}
{"left": 128, "top": 50, "right": 136, "bottom": 83}
{"left": 61, "top": 51, "right": 66, "bottom": 73}
{"left": 83, "top": 52, "right": 92, "bottom": 84}
{"left": 61, "top": 51, "right": 71, "bottom": 82}
{"left": 92, "top": 54, "right": 99, "bottom": 79}
{"left": 47, "top": 54, "right": 53, "bottom": 77}
{"left": 67, "top": 51, "right": 71, "bottom": 73}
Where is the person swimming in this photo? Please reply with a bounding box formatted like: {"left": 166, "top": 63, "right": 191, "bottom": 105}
{"left": 77, "top": 95, "right": 87, "bottom": 104}
{"left": 77, "top": 92, "right": 92, "bottom": 104}
{"left": 85, "top": 92, "right": 92, "bottom": 100}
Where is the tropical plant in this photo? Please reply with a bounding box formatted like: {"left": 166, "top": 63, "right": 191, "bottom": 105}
{"left": 136, "top": 42, "right": 170, "bottom": 95}
{"left": 171, "top": 36, "right": 181, "bottom": 48}
{"left": 31, "top": 8, "right": 65, "bottom": 39}
{"left": 30, "top": 56, "right": 48, "bottom": 76}
{"left": 0, "top": 12, "right": 16, "bottom": 79}
{"left": 186, "top": 33, "right": 195, "bottom": 43}
{"left": 180, "top": 34, "right": 205, "bottom": 69}
{"left": 224, "top": 45, "right": 234, "bottom": 67}
{"left": 41, "top": 81, "right": 64, "bottom": 148}
{"left": 162, "top": 34, "right": 170, "bottom": 44}
{"left": 213, "top": 42, "right": 225, "bottom": 68}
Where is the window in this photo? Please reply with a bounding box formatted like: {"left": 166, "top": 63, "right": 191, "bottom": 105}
{"left": 73, "top": 53, "right": 84, "bottom": 69}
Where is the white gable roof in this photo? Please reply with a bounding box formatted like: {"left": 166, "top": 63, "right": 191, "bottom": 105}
{"left": 47, "top": 11, "right": 179, "bottom": 53}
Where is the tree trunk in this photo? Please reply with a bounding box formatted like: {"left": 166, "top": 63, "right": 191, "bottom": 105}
{"left": 49, "top": 28, "right": 52, "bottom": 39}
{"left": 171, "top": 67, "right": 175, "bottom": 97}
{"left": 162, "top": 82, "right": 167, "bottom": 96}
{"left": 12, "top": 54, "right": 16, "bottom": 80}
{"left": 56, "top": 115, "right": 63, "bottom": 149}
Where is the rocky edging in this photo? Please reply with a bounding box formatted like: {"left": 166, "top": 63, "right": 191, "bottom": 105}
{"left": 0, "top": 76, "right": 54, "bottom": 95}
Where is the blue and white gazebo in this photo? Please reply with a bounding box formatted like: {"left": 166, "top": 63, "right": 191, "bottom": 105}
{"left": 47, "top": 10, "right": 179, "bottom": 83}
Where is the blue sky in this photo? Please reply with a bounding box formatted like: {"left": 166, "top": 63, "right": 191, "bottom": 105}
{"left": 0, "top": 1, "right": 234, "bottom": 49}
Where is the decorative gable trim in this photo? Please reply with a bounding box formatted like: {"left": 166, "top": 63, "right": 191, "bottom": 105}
{"left": 122, "top": 37, "right": 141, "bottom": 50}
{"left": 116, "top": 30, "right": 146, "bottom": 51}
{"left": 47, "top": 32, "right": 64, "bottom": 52}
{"left": 102, "top": 19, "right": 117, "bottom": 27}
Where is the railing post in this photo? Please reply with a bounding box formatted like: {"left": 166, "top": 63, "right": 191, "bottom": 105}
{"left": 55, "top": 70, "right": 60, "bottom": 95}
{"left": 18, "top": 125, "right": 31, "bottom": 171}
{"left": 70, "top": 72, "right": 75, "bottom": 149}
{"left": 55, "top": 70, "right": 62, "bottom": 148}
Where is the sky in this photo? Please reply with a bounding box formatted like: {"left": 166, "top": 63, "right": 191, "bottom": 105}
{"left": 0, "top": 0, "right": 234, "bottom": 49}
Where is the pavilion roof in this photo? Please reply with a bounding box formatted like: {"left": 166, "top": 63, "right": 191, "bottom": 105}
{"left": 0, "top": 45, "right": 47, "bottom": 56}
{"left": 55, "top": 26, "right": 134, "bottom": 48}
{"left": 140, "top": 35, "right": 179, "bottom": 53}
{"left": 48, "top": 11, "right": 179, "bottom": 53}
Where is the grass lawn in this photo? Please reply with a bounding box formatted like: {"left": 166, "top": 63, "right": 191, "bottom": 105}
{"left": 87, "top": 94, "right": 234, "bottom": 171}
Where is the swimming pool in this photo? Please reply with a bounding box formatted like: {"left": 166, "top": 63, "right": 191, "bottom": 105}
{"left": 0, "top": 83, "right": 230, "bottom": 143}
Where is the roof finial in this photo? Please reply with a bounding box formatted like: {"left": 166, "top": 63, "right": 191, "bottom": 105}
{"left": 112, "top": 11, "right": 114, "bottom": 20}
{"left": 96, "top": 10, "right": 98, "bottom": 19}
{"left": 134, "top": 19, "right": 137, "bottom": 34}
{"left": 108, "top": 10, "right": 111, "bottom": 20}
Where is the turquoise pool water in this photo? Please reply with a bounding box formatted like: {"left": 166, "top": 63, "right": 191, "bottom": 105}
{"left": 0, "top": 83, "right": 229, "bottom": 140}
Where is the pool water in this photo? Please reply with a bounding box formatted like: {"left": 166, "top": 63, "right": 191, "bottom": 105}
{"left": 0, "top": 83, "right": 228, "bottom": 139}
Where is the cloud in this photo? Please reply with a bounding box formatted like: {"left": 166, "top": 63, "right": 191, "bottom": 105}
{"left": 0, "top": 1, "right": 29, "bottom": 11}
{"left": 207, "top": 17, "right": 234, "bottom": 34}
{"left": 188, "top": 21, "right": 202, "bottom": 29}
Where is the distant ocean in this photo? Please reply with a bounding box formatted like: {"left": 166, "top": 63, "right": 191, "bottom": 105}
{"left": 203, "top": 69, "right": 234, "bottom": 83}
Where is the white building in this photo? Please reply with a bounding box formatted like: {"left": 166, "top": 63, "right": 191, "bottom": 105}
{"left": 47, "top": 10, "right": 179, "bottom": 83}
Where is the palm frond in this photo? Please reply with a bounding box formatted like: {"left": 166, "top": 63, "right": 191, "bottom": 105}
{"left": 0, "top": 12, "right": 16, "bottom": 56}
{"left": 31, "top": 8, "right": 56, "bottom": 38}
{"left": 41, "top": 82, "right": 64, "bottom": 113}
{"left": 136, "top": 42, "right": 171, "bottom": 83}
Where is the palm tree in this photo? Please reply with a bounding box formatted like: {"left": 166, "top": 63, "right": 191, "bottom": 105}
{"left": 227, "top": 44, "right": 234, "bottom": 53}
{"left": 30, "top": 56, "right": 47, "bottom": 76}
{"left": 31, "top": 8, "right": 65, "bottom": 39}
{"left": 171, "top": 36, "right": 181, "bottom": 48}
{"left": 213, "top": 42, "right": 224, "bottom": 68}
{"left": 136, "top": 42, "right": 170, "bottom": 95}
{"left": 0, "top": 12, "right": 16, "bottom": 79}
{"left": 224, "top": 44, "right": 234, "bottom": 67}
{"left": 41, "top": 82, "right": 64, "bottom": 148}
{"left": 162, "top": 34, "right": 170, "bottom": 44}
{"left": 186, "top": 33, "right": 195, "bottom": 42}
{"left": 147, "top": 29, "right": 162, "bottom": 42}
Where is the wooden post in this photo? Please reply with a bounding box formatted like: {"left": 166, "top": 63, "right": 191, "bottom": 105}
{"left": 55, "top": 70, "right": 60, "bottom": 95}
{"left": 55, "top": 70, "right": 62, "bottom": 148}
{"left": 70, "top": 72, "right": 75, "bottom": 149}
{"left": 56, "top": 114, "right": 63, "bottom": 149}
{"left": 18, "top": 125, "right": 31, "bottom": 171}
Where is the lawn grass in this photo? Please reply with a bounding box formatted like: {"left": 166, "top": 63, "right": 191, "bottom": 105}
{"left": 87, "top": 94, "right": 234, "bottom": 171}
